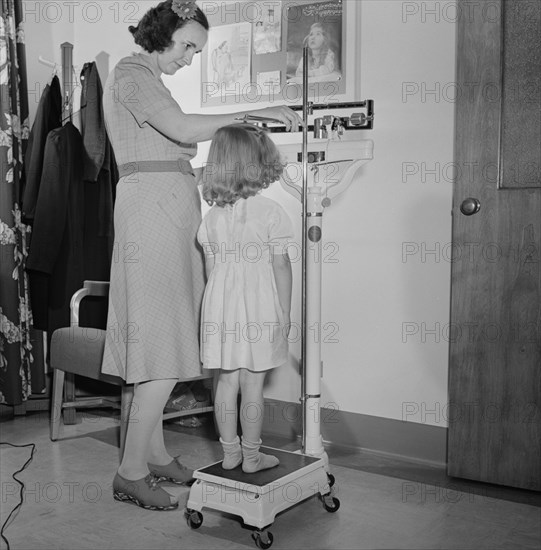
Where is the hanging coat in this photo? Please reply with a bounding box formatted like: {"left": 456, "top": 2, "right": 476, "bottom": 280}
{"left": 25, "top": 122, "right": 85, "bottom": 333}
{"left": 21, "top": 75, "right": 62, "bottom": 224}
{"left": 79, "top": 62, "right": 117, "bottom": 281}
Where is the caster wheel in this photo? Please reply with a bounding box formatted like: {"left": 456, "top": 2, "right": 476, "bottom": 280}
{"left": 322, "top": 495, "right": 340, "bottom": 513}
{"left": 253, "top": 530, "right": 273, "bottom": 549}
{"left": 185, "top": 509, "right": 203, "bottom": 529}
{"left": 327, "top": 473, "right": 335, "bottom": 487}
{"left": 63, "top": 408, "right": 77, "bottom": 425}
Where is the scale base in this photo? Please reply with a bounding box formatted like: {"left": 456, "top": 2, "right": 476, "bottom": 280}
{"left": 185, "top": 446, "right": 339, "bottom": 548}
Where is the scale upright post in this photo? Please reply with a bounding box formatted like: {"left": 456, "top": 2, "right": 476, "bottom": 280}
{"left": 300, "top": 48, "right": 327, "bottom": 465}
{"left": 300, "top": 45, "right": 309, "bottom": 455}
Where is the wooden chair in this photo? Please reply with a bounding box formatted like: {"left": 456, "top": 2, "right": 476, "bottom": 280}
{"left": 49, "top": 281, "right": 214, "bottom": 459}
{"left": 49, "top": 281, "right": 130, "bottom": 456}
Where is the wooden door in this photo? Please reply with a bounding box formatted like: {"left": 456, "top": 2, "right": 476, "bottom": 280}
{"left": 447, "top": 0, "right": 541, "bottom": 490}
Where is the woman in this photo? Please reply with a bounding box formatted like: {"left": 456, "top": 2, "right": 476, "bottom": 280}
{"left": 101, "top": 0, "right": 302, "bottom": 511}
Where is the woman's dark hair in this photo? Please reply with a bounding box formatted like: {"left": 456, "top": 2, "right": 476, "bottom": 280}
{"left": 129, "top": 1, "right": 210, "bottom": 53}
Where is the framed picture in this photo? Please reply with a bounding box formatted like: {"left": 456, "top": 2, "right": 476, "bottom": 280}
{"left": 200, "top": 0, "right": 358, "bottom": 108}
{"left": 285, "top": 1, "right": 343, "bottom": 85}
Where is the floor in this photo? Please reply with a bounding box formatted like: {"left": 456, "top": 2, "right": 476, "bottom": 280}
{"left": 0, "top": 409, "right": 540, "bottom": 550}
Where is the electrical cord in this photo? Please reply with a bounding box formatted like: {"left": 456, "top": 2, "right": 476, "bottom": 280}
{"left": 0, "top": 442, "right": 37, "bottom": 550}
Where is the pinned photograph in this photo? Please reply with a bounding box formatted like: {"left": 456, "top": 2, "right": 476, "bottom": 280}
{"left": 207, "top": 22, "right": 252, "bottom": 96}
{"left": 256, "top": 70, "right": 282, "bottom": 97}
{"left": 253, "top": 3, "right": 282, "bottom": 55}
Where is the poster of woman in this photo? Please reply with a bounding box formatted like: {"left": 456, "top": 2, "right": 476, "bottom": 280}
{"left": 286, "top": 0, "right": 342, "bottom": 85}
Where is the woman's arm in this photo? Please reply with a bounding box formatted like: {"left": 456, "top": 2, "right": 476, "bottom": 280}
{"left": 147, "top": 105, "right": 303, "bottom": 144}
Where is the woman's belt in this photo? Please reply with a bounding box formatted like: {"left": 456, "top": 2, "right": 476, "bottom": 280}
{"left": 117, "top": 160, "right": 194, "bottom": 178}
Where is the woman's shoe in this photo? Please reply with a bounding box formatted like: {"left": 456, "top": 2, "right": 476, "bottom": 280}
{"left": 148, "top": 456, "right": 194, "bottom": 485}
{"left": 112, "top": 472, "right": 178, "bottom": 511}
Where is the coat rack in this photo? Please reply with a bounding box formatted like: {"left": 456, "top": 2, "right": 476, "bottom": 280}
{"left": 61, "top": 42, "right": 74, "bottom": 122}
{"left": 38, "top": 41, "right": 75, "bottom": 122}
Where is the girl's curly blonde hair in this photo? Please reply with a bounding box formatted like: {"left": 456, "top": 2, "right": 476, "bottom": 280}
{"left": 202, "top": 124, "right": 285, "bottom": 207}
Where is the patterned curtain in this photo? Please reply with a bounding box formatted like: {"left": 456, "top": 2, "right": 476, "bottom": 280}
{"left": 0, "top": 0, "right": 45, "bottom": 405}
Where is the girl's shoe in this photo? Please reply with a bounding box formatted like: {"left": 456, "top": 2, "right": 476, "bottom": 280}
{"left": 112, "top": 472, "right": 178, "bottom": 511}
{"left": 241, "top": 437, "right": 280, "bottom": 473}
{"left": 220, "top": 436, "right": 242, "bottom": 470}
{"left": 148, "top": 456, "right": 194, "bottom": 485}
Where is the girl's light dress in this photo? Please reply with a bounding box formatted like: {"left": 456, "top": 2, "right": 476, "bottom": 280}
{"left": 197, "top": 195, "right": 294, "bottom": 371}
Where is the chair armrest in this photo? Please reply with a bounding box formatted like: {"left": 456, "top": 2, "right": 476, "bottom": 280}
{"left": 70, "top": 281, "right": 110, "bottom": 327}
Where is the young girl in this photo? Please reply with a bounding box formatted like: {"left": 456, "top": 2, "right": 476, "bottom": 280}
{"left": 197, "top": 124, "right": 293, "bottom": 473}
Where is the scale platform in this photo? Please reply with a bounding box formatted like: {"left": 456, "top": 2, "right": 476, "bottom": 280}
{"left": 186, "top": 446, "right": 338, "bottom": 547}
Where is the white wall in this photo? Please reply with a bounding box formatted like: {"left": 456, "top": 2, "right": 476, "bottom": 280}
{"left": 24, "top": 0, "right": 456, "bottom": 428}
{"left": 325, "top": 1, "right": 456, "bottom": 427}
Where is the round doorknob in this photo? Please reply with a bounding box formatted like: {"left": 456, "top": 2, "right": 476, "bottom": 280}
{"left": 460, "top": 198, "right": 481, "bottom": 216}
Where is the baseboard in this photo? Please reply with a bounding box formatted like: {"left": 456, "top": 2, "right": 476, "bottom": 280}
{"left": 262, "top": 399, "right": 447, "bottom": 466}
{"left": 0, "top": 404, "right": 15, "bottom": 420}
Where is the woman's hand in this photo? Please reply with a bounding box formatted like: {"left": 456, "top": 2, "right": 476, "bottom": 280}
{"left": 193, "top": 167, "right": 204, "bottom": 186}
{"left": 251, "top": 106, "right": 304, "bottom": 132}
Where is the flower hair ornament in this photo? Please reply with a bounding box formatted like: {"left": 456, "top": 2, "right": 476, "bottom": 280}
{"left": 171, "top": 0, "right": 198, "bottom": 20}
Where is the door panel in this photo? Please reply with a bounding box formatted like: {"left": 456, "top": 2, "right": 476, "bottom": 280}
{"left": 500, "top": 0, "right": 541, "bottom": 189}
{"left": 447, "top": 0, "right": 541, "bottom": 490}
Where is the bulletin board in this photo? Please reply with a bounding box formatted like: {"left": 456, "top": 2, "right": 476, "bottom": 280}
{"left": 200, "top": 0, "right": 357, "bottom": 108}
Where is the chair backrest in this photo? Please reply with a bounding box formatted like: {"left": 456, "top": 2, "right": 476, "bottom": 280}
{"left": 49, "top": 280, "right": 122, "bottom": 385}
